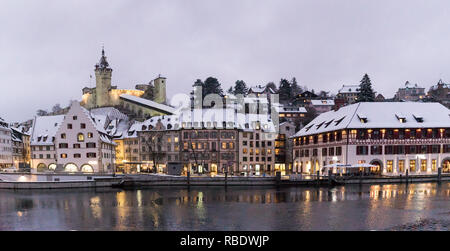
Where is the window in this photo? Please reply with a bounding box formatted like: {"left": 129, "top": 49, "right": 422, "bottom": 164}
{"left": 73, "top": 144, "right": 81, "bottom": 149}
{"left": 73, "top": 116, "right": 77, "bottom": 120}
{"left": 74, "top": 153, "right": 81, "bottom": 158}
{"left": 370, "top": 145, "right": 382, "bottom": 155}
{"left": 410, "top": 159, "right": 416, "bottom": 172}
{"left": 77, "top": 133, "right": 85, "bottom": 142}
{"left": 87, "top": 152, "right": 96, "bottom": 158}
{"left": 67, "top": 124, "right": 73, "bottom": 129}
{"left": 432, "top": 159, "right": 437, "bottom": 172}
{"left": 386, "top": 160, "right": 393, "bottom": 173}
{"left": 81, "top": 123, "right": 86, "bottom": 129}
{"left": 61, "top": 133, "right": 66, "bottom": 139}
{"left": 59, "top": 143, "right": 68, "bottom": 149}
{"left": 60, "top": 153, "right": 67, "bottom": 158}
{"left": 356, "top": 146, "right": 369, "bottom": 155}
{"left": 399, "top": 160, "right": 405, "bottom": 173}
{"left": 88, "top": 132, "right": 93, "bottom": 138}
{"left": 336, "top": 147, "right": 342, "bottom": 156}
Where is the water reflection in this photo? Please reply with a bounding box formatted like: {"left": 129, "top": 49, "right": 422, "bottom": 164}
{"left": 0, "top": 183, "right": 449, "bottom": 230}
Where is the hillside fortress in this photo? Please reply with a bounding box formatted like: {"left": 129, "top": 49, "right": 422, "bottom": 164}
{"left": 81, "top": 48, "right": 172, "bottom": 120}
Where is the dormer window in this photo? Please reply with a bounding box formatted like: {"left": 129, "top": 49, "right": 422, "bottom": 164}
{"left": 37, "top": 136, "right": 42, "bottom": 142}
{"left": 305, "top": 124, "right": 314, "bottom": 132}
{"left": 396, "top": 113, "right": 406, "bottom": 123}
{"left": 316, "top": 121, "right": 325, "bottom": 129}
{"left": 335, "top": 116, "right": 345, "bottom": 126}
{"left": 413, "top": 114, "right": 423, "bottom": 123}
{"left": 357, "top": 114, "right": 367, "bottom": 123}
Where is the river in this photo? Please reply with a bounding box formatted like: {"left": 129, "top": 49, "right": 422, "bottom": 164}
{"left": 0, "top": 182, "right": 449, "bottom": 230}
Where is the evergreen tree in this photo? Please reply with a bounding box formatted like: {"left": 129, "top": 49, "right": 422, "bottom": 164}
{"left": 357, "top": 74, "right": 376, "bottom": 102}
{"left": 227, "top": 86, "right": 233, "bottom": 94}
{"left": 266, "top": 82, "right": 277, "bottom": 93}
{"left": 291, "top": 77, "right": 302, "bottom": 96}
{"left": 278, "top": 78, "right": 292, "bottom": 103}
{"left": 232, "top": 80, "right": 248, "bottom": 95}
{"left": 202, "top": 77, "right": 224, "bottom": 99}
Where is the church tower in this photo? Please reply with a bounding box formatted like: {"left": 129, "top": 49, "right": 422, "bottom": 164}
{"left": 95, "top": 47, "right": 113, "bottom": 107}
{"left": 154, "top": 75, "right": 167, "bottom": 104}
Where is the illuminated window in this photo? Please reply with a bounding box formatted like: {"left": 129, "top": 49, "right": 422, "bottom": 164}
{"left": 399, "top": 160, "right": 405, "bottom": 173}
{"left": 60, "top": 153, "right": 67, "bottom": 158}
{"left": 386, "top": 160, "right": 393, "bottom": 173}
{"left": 421, "top": 160, "right": 427, "bottom": 172}
{"left": 77, "top": 133, "right": 85, "bottom": 142}
{"left": 87, "top": 132, "right": 93, "bottom": 138}
{"left": 81, "top": 164, "right": 94, "bottom": 173}
{"left": 409, "top": 160, "right": 416, "bottom": 172}
{"left": 432, "top": 159, "right": 437, "bottom": 172}
{"left": 64, "top": 163, "right": 78, "bottom": 172}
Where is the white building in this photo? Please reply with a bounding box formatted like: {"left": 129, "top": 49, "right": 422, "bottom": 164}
{"left": 310, "top": 99, "right": 335, "bottom": 114}
{"left": 0, "top": 118, "right": 12, "bottom": 169}
{"left": 292, "top": 102, "right": 450, "bottom": 176}
{"left": 30, "top": 102, "right": 117, "bottom": 173}
{"left": 337, "top": 85, "right": 360, "bottom": 104}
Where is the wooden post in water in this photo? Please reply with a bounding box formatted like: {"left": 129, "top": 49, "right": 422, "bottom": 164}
{"left": 225, "top": 171, "right": 228, "bottom": 187}
{"left": 405, "top": 169, "right": 409, "bottom": 184}
{"left": 187, "top": 171, "right": 190, "bottom": 187}
{"left": 316, "top": 170, "right": 320, "bottom": 186}
{"left": 328, "top": 169, "right": 333, "bottom": 186}
{"left": 438, "top": 167, "right": 442, "bottom": 183}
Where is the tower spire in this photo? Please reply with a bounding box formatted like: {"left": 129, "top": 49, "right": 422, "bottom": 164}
{"left": 96, "top": 45, "right": 110, "bottom": 70}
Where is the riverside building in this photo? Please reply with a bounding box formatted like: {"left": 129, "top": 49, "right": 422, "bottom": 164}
{"left": 292, "top": 102, "right": 450, "bottom": 175}
{"left": 30, "top": 102, "right": 117, "bottom": 173}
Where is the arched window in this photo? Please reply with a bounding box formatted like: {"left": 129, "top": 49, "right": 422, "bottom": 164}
{"left": 77, "top": 133, "right": 85, "bottom": 142}
{"left": 81, "top": 164, "right": 94, "bottom": 173}
{"left": 64, "top": 163, "right": 78, "bottom": 172}
{"left": 37, "top": 163, "right": 46, "bottom": 172}
{"left": 48, "top": 163, "right": 57, "bottom": 171}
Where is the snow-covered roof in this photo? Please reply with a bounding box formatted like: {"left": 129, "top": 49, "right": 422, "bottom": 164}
{"left": 272, "top": 103, "right": 307, "bottom": 113}
{"left": 31, "top": 115, "right": 65, "bottom": 145}
{"left": 311, "top": 99, "right": 335, "bottom": 106}
{"left": 338, "top": 85, "right": 360, "bottom": 94}
{"left": 293, "top": 102, "right": 450, "bottom": 137}
{"left": 120, "top": 94, "right": 176, "bottom": 114}
{"left": 248, "top": 85, "right": 275, "bottom": 94}
{"left": 120, "top": 108, "right": 277, "bottom": 138}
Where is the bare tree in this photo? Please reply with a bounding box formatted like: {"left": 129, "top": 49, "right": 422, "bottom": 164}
{"left": 142, "top": 131, "right": 166, "bottom": 173}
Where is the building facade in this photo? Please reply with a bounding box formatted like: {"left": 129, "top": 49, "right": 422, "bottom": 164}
{"left": 337, "top": 85, "right": 360, "bottom": 104}
{"left": 0, "top": 119, "right": 12, "bottom": 169}
{"left": 292, "top": 102, "right": 450, "bottom": 176}
{"left": 395, "top": 81, "right": 425, "bottom": 102}
{"left": 31, "top": 102, "right": 116, "bottom": 173}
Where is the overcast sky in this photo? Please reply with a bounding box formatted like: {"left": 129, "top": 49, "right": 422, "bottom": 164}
{"left": 1, "top": 0, "right": 450, "bottom": 122}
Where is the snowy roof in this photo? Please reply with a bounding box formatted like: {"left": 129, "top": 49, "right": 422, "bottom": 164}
{"left": 120, "top": 108, "right": 277, "bottom": 138}
{"left": 293, "top": 102, "right": 450, "bottom": 137}
{"left": 311, "top": 99, "right": 335, "bottom": 106}
{"left": 248, "top": 85, "right": 275, "bottom": 94}
{"left": 272, "top": 103, "right": 307, "bottom": 113}
{"left": 338, "top": 85, "right": 360, "bottom": 94}
{"left": 31, "top": 115, "right": 65, "bottom": 145}
{"left": 119, "top": 94, "right": 175, "bottom": 114}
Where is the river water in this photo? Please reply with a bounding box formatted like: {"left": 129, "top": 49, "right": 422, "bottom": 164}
{"left": 0, "top": 182, "right": 449, "bottom": 230}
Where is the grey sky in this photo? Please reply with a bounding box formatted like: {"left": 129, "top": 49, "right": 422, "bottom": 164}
{"left": 1, "top": 0, "right": 450, "bottom": 122}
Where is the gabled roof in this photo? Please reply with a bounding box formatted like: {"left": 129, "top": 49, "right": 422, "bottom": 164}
{"left": 31, "top": 115, "right": 65, "bottom": 145}
{"left": 120, "top": 94, "right": 175, "bottom": 114}
{"left": 338, "top": 85, "right": 360, "bottom": 94}
{"left": 293, "top": 102, "right": 450, "bottom": 137}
